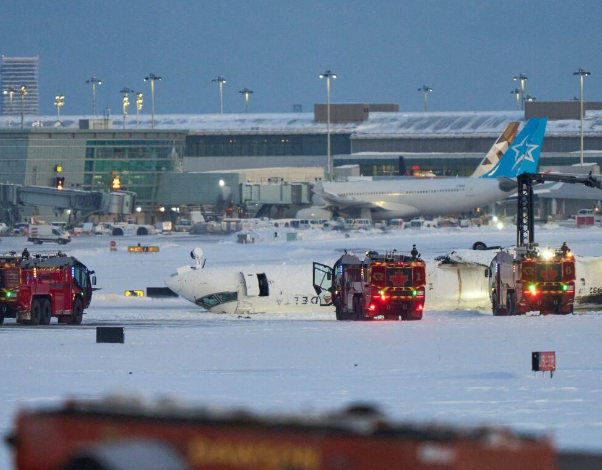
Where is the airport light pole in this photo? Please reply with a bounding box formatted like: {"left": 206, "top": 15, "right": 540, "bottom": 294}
{"left": 3, "top": 87, "right": 16, "bottom": 126}
{"left": 319, "top": 70, "right": 337, "bottom": 179}
{"left": 418, "top": 85, "right": 433, "bottom": 112}
{"left": 19, "top": 85, "right": 28, "bottom": 129}
{"left": 573, "top": 68, "right": 591, "bottom": 166}
{"left": 511, "top": 89, "right": 521, "bottom": 110}
{"left": 54, "top": 95, "right": 65, "bottom": 122}
{"left": 120, "top": 87, "right": 132, "bottom": 129}
{"left": 525, "top": 94, "right": 536, "bottom": 102}
{"left": 239, "top": 88, "right": 254, "bottom": 113}
{"left": 135, "top": 92, "right": 143, "bottom": 129}
{"left": 85, "top": 77, "right": 102, "bottom": 115}
{"left": 513, "top": 73, "right": 528, "bottom": 110}
{"left": 144, "top": 73, "right": 162, "bottom": 129}
{"left": 212, "top": 76, "right": 226, "bottom": 113}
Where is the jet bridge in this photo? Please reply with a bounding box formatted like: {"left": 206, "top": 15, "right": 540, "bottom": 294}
{"left": 240, "top": 182, "right": 312, "bottom": 205}
{"left": 0, "top": 183, "right": 136, "bottom": 216}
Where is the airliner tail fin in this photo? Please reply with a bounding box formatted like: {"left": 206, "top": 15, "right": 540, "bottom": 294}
{"left": 471, "top": 122, "right": 520, "bottom": 178}
{"left": 480, "top": 118, "right": 548, "bottom": 179}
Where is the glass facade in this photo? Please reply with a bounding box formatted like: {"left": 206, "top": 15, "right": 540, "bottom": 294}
{"left": 82, "top": 137, "right": 184, "bottom": 205}
{"left": 335, "top": 155, "right": 483, "bottom": 177}
{"left": 186, "top": 134, "right": 350, "bottom": 157}
{"left": 1, "top": 57, "right": 39, "bottom": 115}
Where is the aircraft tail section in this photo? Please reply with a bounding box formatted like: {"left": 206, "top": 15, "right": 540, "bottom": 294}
{"left": 471, "top": 122, "right": 520, "bottom": 178}
{"left": 481, "top": 118, "right": 548, "bottom": 179}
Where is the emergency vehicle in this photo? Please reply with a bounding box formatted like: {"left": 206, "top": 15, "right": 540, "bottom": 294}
{"left": 488, "top": 172, "right": 601, "bottom": 316}
{"left": 6, "top": 397, "right": 559, "bottom": 470}
{"left": 0, "top": 252, "right": 96, "bottom": 325}
{"left": 488, "top": 246, "right": 576, "bottom": 315}
{"left": 313, "top": 250, "right": 426, "bottom": 320}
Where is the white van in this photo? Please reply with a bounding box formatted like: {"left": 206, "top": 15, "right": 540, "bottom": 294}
{"left": 389, "top": 219, "right": 405, "bottom": 230}
{"left": 353, "top": 219, "right": 372, "bottom": 230}
{"left": 28, "top": 225, "right": 71, "bottom": 245}
{"left": 309, "top": 219, "right": 324, "bottom": 230}
{"left": 410, "top": 218, "right": 436, "bottom": 229}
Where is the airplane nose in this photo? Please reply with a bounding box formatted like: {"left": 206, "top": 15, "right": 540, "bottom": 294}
{"left": 165, "top": 275, "right": 184, "bottom": 297}
{"left": 498, "top": 177, "right": 518, "bottom": 192}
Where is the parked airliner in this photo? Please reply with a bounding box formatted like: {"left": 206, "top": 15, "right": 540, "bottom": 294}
{"left": 313, "top": 118, "right": 547, "bottom": 220}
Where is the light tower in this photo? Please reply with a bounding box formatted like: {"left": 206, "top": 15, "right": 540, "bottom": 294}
{"left": 573, "top": 68, "right": 591, "bottom": 166}
{"left": 513, "top": 73, "right": 528, "bottom": 110}
{"left": 418, "top": 85, "right": 434, "bottom": 112}
{"left": 19, "top": 85, "right": 28, "bottom": 129}
{"left": 511, "top": 89, "right": 521, "bottom": 110}
{"left": 54, "top": 95, "right": 65, "bottom": 122}
{"left": 135, "top": 92, "right": 143, "bottom": 129}
{"left": 85, "top": 77, "right": 102, "bottom": 115}
{"left": 121, "top": 87, "right": 133, "bottom": 129}
{"left": 319, "top": 70, "right": 337, "bottom": 179}
{"left": 239, "top": 88, "right": 254, "bottom": 113}
{"left": 212, "top": 76, "right": 226, "bottom": 113}
{"left": 144, "top": 73, "right": 162, "bottom": 129}
{"left": 2, "top": 87, "right": 16, "bottom": 126}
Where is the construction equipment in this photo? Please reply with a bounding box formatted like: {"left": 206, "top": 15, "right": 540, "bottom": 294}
{"left": 488, "top": 172, "right": 602, "bottom": 315}
{"left": 313, "top": 250, "right": 426, "bottom": 321}
{"left": 6, "top": 397, "right": 558, "bottom": 470}
{"left": 0, "top": 252, "right": 96, "bottom": 325}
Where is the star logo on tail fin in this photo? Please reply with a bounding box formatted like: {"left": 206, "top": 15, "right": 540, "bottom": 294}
{"left": 511, "top": 136, "right": 539, "bottom": 170}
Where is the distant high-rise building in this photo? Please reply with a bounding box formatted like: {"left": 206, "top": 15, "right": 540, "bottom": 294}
{"left": 1, "top": 56, "right": 39, "bottom": 116}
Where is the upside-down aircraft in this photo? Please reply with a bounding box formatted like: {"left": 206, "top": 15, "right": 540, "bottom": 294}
{"left": 165, "top": 246, "right": 602, "bottom": 315}
{"left": 313, "top": 118, "right": 547, "bottom": 220}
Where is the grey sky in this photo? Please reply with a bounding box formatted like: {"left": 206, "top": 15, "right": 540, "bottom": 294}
{"left": 1, "top": 0, "right": 601, "bottom": 116}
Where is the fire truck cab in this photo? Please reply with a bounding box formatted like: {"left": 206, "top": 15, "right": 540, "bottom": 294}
{"left": 313, "top": 250, "right": 426, "bottom": 321}
{"left": 487, "top": 245, "right": 576, "bottom": 315}
{"left": 0, "top": 252, "right": 96, "bottom": 325}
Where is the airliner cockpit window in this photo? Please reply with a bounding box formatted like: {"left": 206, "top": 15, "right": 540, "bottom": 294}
{"left": 197, "top": 292, "right": 238, "bottom": 310}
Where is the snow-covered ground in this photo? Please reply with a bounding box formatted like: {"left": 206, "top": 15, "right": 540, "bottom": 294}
{"left": 1, "top": 226, "right": 602, "bottom": 468}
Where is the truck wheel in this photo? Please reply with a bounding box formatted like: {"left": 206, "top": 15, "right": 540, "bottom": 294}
{"left": 506, "top": 292, "right": 516, "bottom": 316}
{"left": 40, "top": 299, "right": 52, "bottom": 325}
{"left": 352, "top": 297, "right": 362, "bottom": 321}
{"left": 29, "top": 299, "right": 42, "bottom": 326}
{"left": 492, "top": 292, "right": 500, "bottom": 316}
{"left": 58, "top": 239, "right": 67, "bottom": 245}
{"left": 71, "top": 297, "right": 83, "bottom": 325}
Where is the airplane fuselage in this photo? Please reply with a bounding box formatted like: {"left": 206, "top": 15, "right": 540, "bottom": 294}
{"left": 166, "top": 252, "right": 602, "bottom": 315}
{"left": 321, "top": 177, "right": 515, "bottom": 220}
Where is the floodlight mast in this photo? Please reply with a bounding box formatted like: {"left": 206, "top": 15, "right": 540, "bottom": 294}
{"left": 319, "top": 70, "right": 337, "bottom": 179}
{"left": 144, "top": 73, "right": 162, "bottom": 129}
{"left": 573, "top": 68, "right": 591, "bottom": 166}
{"left": 85, "top": 77, "right": 102, "bottom": 115}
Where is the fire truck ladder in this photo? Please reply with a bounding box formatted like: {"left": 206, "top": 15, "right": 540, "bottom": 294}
{"left": 516, "top": 172, "right": 602, "bottom": 247}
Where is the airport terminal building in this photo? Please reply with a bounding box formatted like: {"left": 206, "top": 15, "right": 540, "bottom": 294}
{"left": 2, "top": 101, "right": 602, "bottom": 221}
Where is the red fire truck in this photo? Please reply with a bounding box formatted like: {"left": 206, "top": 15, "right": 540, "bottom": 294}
{"left": 488, "top": 173, "right": 601, "bottom": 316}
{"left": 313, "top": 250, "right": 426, "bottom": 320}
{"left": 488, "top": 247, "right": 576, "bottom": 315}
{"left": 0, "top": 252, "right": 96, "bottom": 325}
{"left": 6, "top": 397, "right": 559, "bottom": 470}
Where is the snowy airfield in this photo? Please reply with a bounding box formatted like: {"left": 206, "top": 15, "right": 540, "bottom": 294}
{"left": 1, "top": 226, "right": 602, "bottom": 468}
